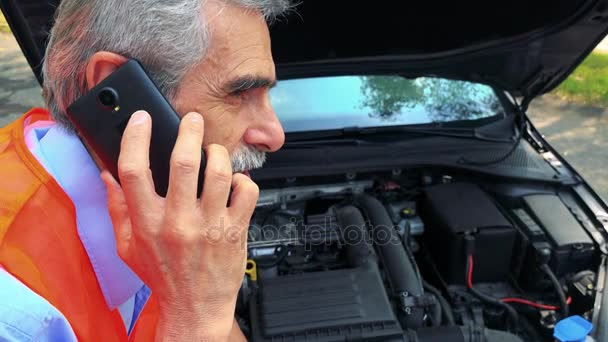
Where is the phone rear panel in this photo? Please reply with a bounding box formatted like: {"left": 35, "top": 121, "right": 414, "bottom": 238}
{"left": 66, "top": 59, "right": 205, "bottom": 197}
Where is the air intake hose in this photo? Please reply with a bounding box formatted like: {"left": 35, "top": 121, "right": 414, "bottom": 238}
{"left": 335, "top": 205, "right": 376, "bottom": 268}
{"left": 354, "top": 194, "right": 426, "bottom": 328}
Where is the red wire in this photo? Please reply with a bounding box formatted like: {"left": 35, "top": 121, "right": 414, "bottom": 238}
{"left": 467, "top": 254, "right": 571, "bottom": 310}
{"left": 501, "top": 297, "right": 572, "bottom": 310}
{"left": 467, "top": 255, "right": 474, "bottom": 289}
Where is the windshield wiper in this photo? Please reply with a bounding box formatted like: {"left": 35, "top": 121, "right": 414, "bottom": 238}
{"left": 284, "top": 122, "right": 517, "bottom": 148}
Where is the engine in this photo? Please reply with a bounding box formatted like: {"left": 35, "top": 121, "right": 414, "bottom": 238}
{"left": 236, "top": 173, "right": 602, "bottom": 342}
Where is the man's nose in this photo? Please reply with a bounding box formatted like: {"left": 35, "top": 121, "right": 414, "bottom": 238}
{"left": 243, "top": 108, "right": 285, "bottom": 152}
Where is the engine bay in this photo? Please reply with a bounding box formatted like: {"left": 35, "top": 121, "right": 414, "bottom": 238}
{"left": 237, "top": 169, "right": 605, "bottom": 341}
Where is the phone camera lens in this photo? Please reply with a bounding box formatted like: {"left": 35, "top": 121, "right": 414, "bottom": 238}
{"left": 98, "top": 88, "right": 119, "bottom": 109}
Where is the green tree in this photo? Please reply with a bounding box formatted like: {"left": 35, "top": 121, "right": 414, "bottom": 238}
{"left": 418, "top": 78, "right": 501, "bottom": 122}
{"left": 359, "top": 76, "right": 501, "bottom": 123}
{"left": 359, "top": 76, "right": 423, "bottom": 121}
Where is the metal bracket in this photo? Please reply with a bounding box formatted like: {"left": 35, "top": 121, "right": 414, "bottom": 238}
{"left": 397, "top": 292, "right": 437, "bottom": 315}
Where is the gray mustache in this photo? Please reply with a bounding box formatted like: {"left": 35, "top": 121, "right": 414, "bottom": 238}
{"left": 231, "top": 144, "right": 267, "bottom": 173}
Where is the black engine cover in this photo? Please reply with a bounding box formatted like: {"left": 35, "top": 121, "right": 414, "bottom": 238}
{"left": 249, "top": 265, "right": 404, "bottom": 341}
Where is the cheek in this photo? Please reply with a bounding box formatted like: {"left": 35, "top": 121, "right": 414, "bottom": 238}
{"left": 203, "top": 110, "right": 249, "bottom": 153}
{"left": 173, "top": 90, "right": 242, "bottom": 152}
{"left": 173, "top": 82, "right": 259, "bottom": 154}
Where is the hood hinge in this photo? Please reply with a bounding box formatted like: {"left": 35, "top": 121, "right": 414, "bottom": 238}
{"left": 515, "top": 94, "right": 547, "bottom": 154}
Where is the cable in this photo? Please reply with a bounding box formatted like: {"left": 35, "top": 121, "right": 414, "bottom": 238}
{"left": 460, "top": 98, "right": 528, "bottom": 166}
{"left": 465, "top": 252, "right": 520, "bottom": 329}
{"left": 430, "top": 295, "right": 443, "bottom": 327}
{"left": 467, "top": 246, "right": 570, "bottom": 314}
{"left": 501, "top": 297, "right": 572, "bottom": 311}
{"left": 540, "top": 263, "right": 570, "bottom": 318}
{"left": 423, "top": 280, "right": 456, "bottom": 326}
{"left": 467, "top": 255, "right": 474, "bottom": 289}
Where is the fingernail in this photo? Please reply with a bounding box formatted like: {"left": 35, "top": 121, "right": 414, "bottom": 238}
{"left": 130, "top": 111, "right": 149, "bottom": 125}
{"left": 189, "top": 113, "right": 203, "bottom": 123}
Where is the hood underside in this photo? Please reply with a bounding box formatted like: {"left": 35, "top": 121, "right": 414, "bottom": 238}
{"left": 2, "top": 0, "right": 608, "bottom": 98}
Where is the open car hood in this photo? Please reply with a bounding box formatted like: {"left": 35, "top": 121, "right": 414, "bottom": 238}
{"left": 2, "top": 0, "right": 608, "bottom": 99}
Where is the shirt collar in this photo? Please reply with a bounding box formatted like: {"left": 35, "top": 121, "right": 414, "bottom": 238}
{"left": 25, "top": 122, "right": 143, "bottom": 310}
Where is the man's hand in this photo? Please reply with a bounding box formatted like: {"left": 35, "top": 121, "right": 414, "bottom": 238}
{"left": 101, "top": 110, "right": 257, "bottom": 341}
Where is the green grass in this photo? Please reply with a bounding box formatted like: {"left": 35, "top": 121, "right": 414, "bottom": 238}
{"left": 0, "top": 12, "right": 11, "bottom": 33}
{"left": 554, "top": 52, "right": 608, "bottom": 107}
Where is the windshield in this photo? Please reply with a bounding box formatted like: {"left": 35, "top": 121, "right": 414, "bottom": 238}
{"left": 270, "top": 76, "right": 504, "bottom": 133}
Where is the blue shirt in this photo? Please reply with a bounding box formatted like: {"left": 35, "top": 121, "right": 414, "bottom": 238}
{"left": 0, "top": 123, "right": 151, "bottom": 341}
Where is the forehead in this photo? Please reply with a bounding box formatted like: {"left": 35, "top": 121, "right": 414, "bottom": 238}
{"left": 201, "top": 1, "right": 276, "bottom": 81}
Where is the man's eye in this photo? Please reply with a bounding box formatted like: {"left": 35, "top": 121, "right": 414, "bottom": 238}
{"left": 230, "top": 89, "right": 247, "bottom": 97}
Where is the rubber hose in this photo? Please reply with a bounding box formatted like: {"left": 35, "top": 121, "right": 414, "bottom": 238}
{"left": 540, "top": 263, "right": 569, "bottom": 318}
{"left": 431, "top": 295, "right": 442, "bottom": 327}
{"left": 335, "top": 205, "right": 375, "bottom": 268}
{"left": 423, "top": 280, "right": 455, "bottom": 326}
{"left": 354, "top": 194, "right": 426, "bottom": 328}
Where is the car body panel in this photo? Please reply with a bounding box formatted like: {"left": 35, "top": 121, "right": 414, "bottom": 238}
{"left": 2, "top": 0, "right": 608, "bottom": 97}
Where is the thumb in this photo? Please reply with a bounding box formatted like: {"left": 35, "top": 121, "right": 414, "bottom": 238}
{"left": 101, "top": 170, "right": 133, "bottom": 261}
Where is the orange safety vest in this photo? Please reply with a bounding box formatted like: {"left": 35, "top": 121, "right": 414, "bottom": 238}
{"left": 0, "top": 108, "right": 159, "bottom": 341}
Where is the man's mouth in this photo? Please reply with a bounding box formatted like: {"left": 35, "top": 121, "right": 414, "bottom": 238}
{"left": 243, "top": 170, "right": 251, "bottom": 178}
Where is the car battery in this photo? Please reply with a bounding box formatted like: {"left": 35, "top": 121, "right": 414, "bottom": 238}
{"left": 419, "top": 183, "right": 516, "bottom": 285}
{"left": 511, "top": 194, "right": 595, "bottom": 289}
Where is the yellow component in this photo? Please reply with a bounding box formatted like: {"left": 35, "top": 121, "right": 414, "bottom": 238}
{"left": 401, "top": 208, "right": 416, "bottom": 216}
{"left": 245, "top": 259, "right": 257, "bottom": 281}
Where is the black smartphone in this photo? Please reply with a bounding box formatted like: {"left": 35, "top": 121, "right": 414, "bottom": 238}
{"left": 66, "top": 59, "right": 206, "bottom": 197}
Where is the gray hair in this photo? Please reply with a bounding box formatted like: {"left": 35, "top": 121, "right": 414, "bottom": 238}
{"left": 42, "top": 0, "right": 291, "bottom": 132}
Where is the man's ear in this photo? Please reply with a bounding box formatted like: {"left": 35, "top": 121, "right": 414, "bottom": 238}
{"left": 85, "top": 52, "right": 129, "bottom": 90}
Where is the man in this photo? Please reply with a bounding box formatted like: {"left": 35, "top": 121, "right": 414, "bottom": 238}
{"left": 0, "top": 0, "right": 289, "bottom": 340}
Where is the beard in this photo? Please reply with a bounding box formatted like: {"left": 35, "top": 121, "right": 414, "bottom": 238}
{"left": 231, "top": 143, "right": 267, "bottom": 173}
